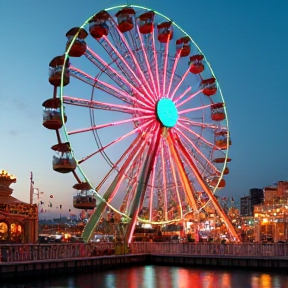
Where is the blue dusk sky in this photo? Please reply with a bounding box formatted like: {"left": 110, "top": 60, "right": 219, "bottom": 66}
{"left": 0, "top": 0, "right": 287, "bottom": 219}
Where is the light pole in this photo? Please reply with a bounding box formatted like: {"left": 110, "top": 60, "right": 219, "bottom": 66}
{"left": 33, "top": 188, "right": 44, "bottom": 203}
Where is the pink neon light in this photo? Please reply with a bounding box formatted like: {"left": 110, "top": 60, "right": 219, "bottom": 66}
{"left": 68, "top": 114, "right": 154, "bottom": 136}
{"left": 78, "top": 118, "right": 155, "bottom": 164}
{"left": 85, "top": 47, "right": 154, "bottom": 109}
{"left": 70, "top": 66, "right": 155, "bottom": 110}
{"left": 107, "top": 140, "right": 148, "bottom": 205}
{"left": 103, "top": 36, "right": 155, "bottom": 104}
{"left": 166, "top": 53, "right": 181, "bottom": 97}
{"left": 151, "top": 33, "right": 161, "bottom": 98}
{"left": 175, "top": 88, "right": 204, "bottom": 108}
{"left": 136, "top": 27, "right": 158, "bottom": 101}
{"left": 175, "top": 127, "right": 218, "bottom": 172}
{"left": 96, "top": 133, "right": 144, "bottom": 191}
{"left": 169, "top": 66, "right": 192, "bottom": 100}
{"left": 149, "top": 163, "right": 156, "bottom": 221}
{"left": 64, "top": 95, "right": 154, "bottom": 115}
{"left": 162, "top": 36, "right": 171, "bottom": 97}
{"left": 173, "top": 86, "right": 191, "bottom": 104}
{"left": 166, "top": 143, "right": 183, "bottom": 219}
{"left": 105, "top": 19, "right": 155, "bottom": 99}
{"left": 160, "top": 139, "right": 168, "bottom": 220}
{"left": 178, "top": 103, "right": 212, "bottom": 115}
{"left": 170, "top": 130, "right": 241, "bottom": 242}
{"left": 177, "top": 121, "right": 218, "bottom": 151}
{"left": 178, "top": 117, "right": 218, "bottom": 130}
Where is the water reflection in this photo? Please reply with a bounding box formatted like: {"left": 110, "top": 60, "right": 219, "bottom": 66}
{"left": 2, "top": 265, "right": 288, "bottom": 288}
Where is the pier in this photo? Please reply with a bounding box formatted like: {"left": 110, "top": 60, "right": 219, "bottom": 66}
{"left": 1, "top": 242, "right": 288, "bottom": 279}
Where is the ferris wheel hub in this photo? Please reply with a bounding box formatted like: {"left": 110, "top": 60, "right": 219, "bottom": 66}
{"left": 156, "top": 98, "right": 178, "bottom": 128}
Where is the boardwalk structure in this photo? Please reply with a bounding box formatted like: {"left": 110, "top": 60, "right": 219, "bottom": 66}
{"left": 1, "top": 242, "right": 288, "bottom": 278}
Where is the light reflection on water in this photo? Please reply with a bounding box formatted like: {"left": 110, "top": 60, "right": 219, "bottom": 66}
{"left": 2, "top": 265, "right": 288, "bottom": 288}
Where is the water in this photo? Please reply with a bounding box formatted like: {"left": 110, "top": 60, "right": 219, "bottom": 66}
{"left": 2, "top": 265, "right": 288, "bottom": 288}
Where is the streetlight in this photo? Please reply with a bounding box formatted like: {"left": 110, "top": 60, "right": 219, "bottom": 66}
{"left": 33, "top": 188, "right": 44, "bottom": 203}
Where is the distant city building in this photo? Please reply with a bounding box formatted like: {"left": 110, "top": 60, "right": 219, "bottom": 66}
{"left": 240, "top": 195, "right": 252, "bottom": 216}
{"left": 250, "top": 188, "right": 264, "bottom": 214}
{"left": 240, "top": 188, "right": 264, "bottom": 217}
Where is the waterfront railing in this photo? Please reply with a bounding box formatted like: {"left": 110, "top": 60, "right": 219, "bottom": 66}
{"left": 1, "top": 242, "right": 288, "bottom": 263}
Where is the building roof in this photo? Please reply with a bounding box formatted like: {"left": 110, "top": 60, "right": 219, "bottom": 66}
{"left": 0, "top": 195, "right": 27, "bottom": 204}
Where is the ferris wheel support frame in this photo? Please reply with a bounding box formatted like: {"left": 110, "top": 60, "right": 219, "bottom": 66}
{"left": 125, "top": 126, "right": 162, "bottom": 245}
{"left": 170, "top": 130, "right": 240, "bottom": 242}
{"left": 167, "top": 133, "right": 198, "bottom": 212}
{"left": 82, "top": 131, "right": 149, "bottom": 242}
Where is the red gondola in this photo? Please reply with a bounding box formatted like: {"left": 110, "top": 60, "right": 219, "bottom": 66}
{"left": 211, "top": 102, "right": 225, "bottom": 121}
{"left": 89, "top": 10, "right": 110, "bottom": 39}
{"left": 210, "top": 177, "right": 226, "bottom": 188}
{"left": 42, "top": 98, "right": 67, "bottom": 130}
{"left": 138, "top": 11, "right": 155, "bottom": 34}
{"left": 189, "top": 55, "right": 204, "bottom": 74}
{"left": 176, "top": 36, "right": 190, "bottom": 57}
{"left": 66, "top": 27, "right": 88, "bottom": 57}
{"left": 115, "top": 7, "right": 135, "bottom": 33}
{"left": 201, "top": 77, "right": 217, "bottom": 96}
{"left": 48, "top": 55, "right": 70, "bottom": 87}
{"left": 51, "top": 142, "right": 76, "bottom": 173}
{"left": 73, "top": 182, "right": 96, "bottom": 210}
{"left": 157, "top": 22, "right": 173, "bottom": 43}
{"left": 214, "top": 130, "right": 231, "bottom": 150}
{"left": 223, "top": 166, "right": 229, "bottom": 175}
{"left": 213, "top": 157, "right": 231, "bottom": 163}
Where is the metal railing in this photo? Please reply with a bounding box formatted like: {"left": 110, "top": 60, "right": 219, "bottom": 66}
{"left": 1, "top": 242, "right": 288, "bottom": 263}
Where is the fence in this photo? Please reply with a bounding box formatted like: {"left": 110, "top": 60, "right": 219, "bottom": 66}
{"left": 1, "top": 242, "right": 288, "bottom": 263}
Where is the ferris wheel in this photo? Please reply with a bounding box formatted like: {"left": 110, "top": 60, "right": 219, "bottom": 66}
{"left": 42, "top": 5, "right": 239, "bottom": 243}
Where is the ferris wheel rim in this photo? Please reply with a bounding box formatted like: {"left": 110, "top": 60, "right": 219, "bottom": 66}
{"left": 56, "top": 5, "right": 231, "bottom": 226}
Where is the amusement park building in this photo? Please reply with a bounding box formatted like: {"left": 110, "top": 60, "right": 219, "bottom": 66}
{"left": 0, "top": 170, "right": 38, "bottom": 243}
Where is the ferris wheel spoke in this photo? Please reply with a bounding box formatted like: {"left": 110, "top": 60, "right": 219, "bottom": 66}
{"left": 95, "top": 131, "right": 147, "bottom": 191}
{"left": 166, "top": 52, "right": 181, "bottom": 97}
{"left": 160, "top": 139, "right": 168, "bottom": 220}
{"left": 136, "top": 28, "right": 158, "bottom": 98}
{"left": 103, "top": 134, "right": 149, "bottom": 206}
{"left": 83, "top": 132, "right": 150, "bottom": 240}
{"left": 161, "top": 37, "right": 171, "bottom": 98}
{"left": 151, "top": 33, "right": 161, "bottom": 97}
{"left": 106, "top": 14, "right": 153, "bottom": 96}
{"left": 166, "top": 132, "right": 198, "bottom": 212}
{"left": 84, "top": 47, "right": 153, "bottom": 109}
{"left": 68, "top": 114, "right": 154, "bottom": 136}
{"left": 99, "top": 36, "right": 155, "bottom": 104}
{"left": 174, "top": 128, "right": 218, "bottom": 174}
{"left": 175, "top": 88, "right": 204, "bottom": 108}
{"left": 166, "top": 146, "right": 183, "bottom": 219}
{"left": 179, "top": 117, "right": 219, "bottom": 130}
{"left": 69, "top": 66, "right": 133, "bottom": 104}
{"left": 178, "top": 103, "right": 212, "bottom": 115}
{"left": 177, "top": 122, "right": 217, "bottom": 150}
{"left": 148, "top": 159, "right": 157, "bottom": 221}
{"left": 171, "top": 131, "right": 240, "bottom": 241}
{"left": 78, "top": 118, "right": 155, "bottom": 164}
{"left": 63, "top": 96, "right": 154, "bottom": 115}
{"left": 123, "top": 149, "right": 148, "bottom": 215}
{"left": 169, "top": 65, "right": 192, "bottom": 100}
{"left": 125, "top": 125, "right": 162, "bottom": 243}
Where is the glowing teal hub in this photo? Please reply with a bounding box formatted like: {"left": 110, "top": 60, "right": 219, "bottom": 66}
{"left": 156, "top": 98, "right": 178, "bottom": 128}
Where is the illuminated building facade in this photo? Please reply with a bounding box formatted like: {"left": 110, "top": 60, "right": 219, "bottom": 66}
{"left": 254, "top": 181, "right": 288, "bottom": 242}
{"left": 0, "top": 170, "right": 38, "bottom": 243}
